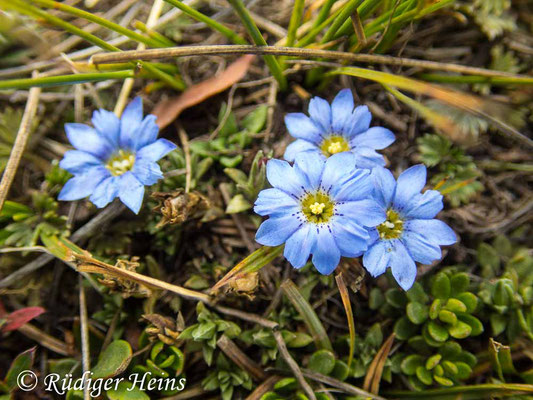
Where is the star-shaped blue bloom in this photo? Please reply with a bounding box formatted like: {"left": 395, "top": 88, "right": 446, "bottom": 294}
{"left": 254, "top": 152, "right": 385, "bottom": 275}
{"left": 284, "top": 89, "right": 395, "bottom": 169}
{"left": 363, "top": 165, "right": 457, "bottom": 290}
{"left": 58, "top": 97, "right": 176, "bottom": 214}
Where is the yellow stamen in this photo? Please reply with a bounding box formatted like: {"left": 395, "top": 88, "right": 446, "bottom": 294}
{"left": 327, "top": 141, "right": 343, "bottom": 154}
{"left": 309, "top": 202, "right": 326, "bottom": 215}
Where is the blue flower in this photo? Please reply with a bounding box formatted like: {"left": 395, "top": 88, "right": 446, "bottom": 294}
{"left": 254, "top": 152, "right": 386, "bottom": 275}
{"left": 58, "top": 97, "right": 176, "bottom": 214}
{"left": 362, "top": 165, "right": 457, "bottom": 290}
{"left": 284, "top": 89, "right": 395, "bottom": 169}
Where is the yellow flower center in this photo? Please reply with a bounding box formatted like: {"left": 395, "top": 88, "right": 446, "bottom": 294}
{"left": 301, "top": 192, "right": 334, "bottom": 223}
{"left": 320, "top": 135, "right": 350, "bottom": 157}
{"left": 377, "top": 209, "right": 404, "bottom": 239}
{"left": 106, "top": 150, "right": 135, "bottom": 176}
{"left": 309, "top": 202, "right": 326, "bottom": 215}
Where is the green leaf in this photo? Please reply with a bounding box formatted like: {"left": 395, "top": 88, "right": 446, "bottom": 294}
{"left": 225, "top": 194, "right": 252, "bottom": 214}
{"left": 427, "top": 321, "right": 449, "bottom": 343}
{"left": 457, "top": 314, "right": 484, "bottom": 336}
{"left": 416, "top": 366, "right": 433, "bottom": 385}
{"left": 92, "top": 340, "right": 132, "bottom": 379}
{"left": 308, "top": 350, "right": 336, "bottom": 375}
{"left": 107, "top": 381, "right": 150, "bottom": 400}
{"left": 386, "top": 288, "right": 408, "bottom": 308}
{"left": 308, "top": 350, "right": 335, "bottom": 375}
{"left": 444, "top": 298, "right": 467, "bottom": 314}
{"left": 273, "top": 377, "right": 298, "bottom": 393}
{"left": 286, "top": 332, "right": 313, "bottom": 348}
{"left": 369, "top": 288, "right": 385, "bottom": 310}
{"left": 431, "top": 273, "right": 451, "bottom": 299}
{"left": 5, "top": 347, "right": 36, "bottom": 390}
{"left": 242, "top": 105, "right": 268, "bottom": 133}
{"left": 426, "top": 354, "right": 442, "bottom": 370}
{"left": 224, "top": 168, "right": 248, "bottom": 186}
{"left": 442, "top": 360, "right": 458, "bottom": 376}
{"left": 429, "top": 299, "right": 443, "bottom": 320}
{"left": 438, "top": 310, "right": 457, "bottom": 325}
{"left": 406, "top": 282, "right": 430, "bottom": 304}
{"left": 438, "top": 342, "right": 462, "bottom": 359}
{"left": 433, "top": 374, "right": 454, "bottom": 386}
{"left": 331, "top": 360, "right": 350, "bottom": 381}
{"left": 450, "top": 273, "right": 470, "bottom": 293}
{"left": 394, "top": 316, "right": 418, "bottom": 340}
{"left": 407, "top": 302, "right": 429, "bottom": 325}
{"left": 401, "top": 355, "right": 424, "bottom": 375}
{"left": 455, "top": 362, "right": 472, "bottom": 380}
{"left": 455, "top": 292, "right": 478, "bottom": 313}
{"left": 490, "top": 313, "right": 507, "bottom": 336}
{"left": 448, "top": 320, "right": 472, "bottom": 339}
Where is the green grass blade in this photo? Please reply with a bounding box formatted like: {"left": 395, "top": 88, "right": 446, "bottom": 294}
{"left": 420, "top": 73, "right": 533, "bottom": 85}
{"left": 0, "top": 0, "right": 119, "bottom": 52}
{"left": 163, "top": 0, "right": 247, "bottom": 45}
{"left": 227, "top": 0, "right": 287, "bottom": 90}
{"left": 321, "top": 0, "right": 364, "bottom": 44}
{"left": 281, "top": 279, "right": 333, "bottom": 351}
{"left": 286, "top": 0, "right": 306, "bottom": 47}
{"left": 26, "top": 0, "right": 164, "bottom": 48}
{"left": 0, "top": 71, "right": 134, "bottom": 90}
{"left": 386, "top": 383, "right": 533, "bottom": 399}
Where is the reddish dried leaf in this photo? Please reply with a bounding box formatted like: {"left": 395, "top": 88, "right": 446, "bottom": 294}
{"left": 153, "top": 54, "right": 256, "bottom": 129}
{"left": 2, "top": 307, "right": 46, "bottom": 332}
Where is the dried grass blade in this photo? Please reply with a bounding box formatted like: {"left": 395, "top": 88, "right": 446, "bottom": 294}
{"left": 335, "top": 272, "right": 355, "bottom": 368}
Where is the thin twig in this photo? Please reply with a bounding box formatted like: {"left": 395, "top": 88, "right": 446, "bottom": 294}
{"left": 0, "top": 79, "right": 41, "bottom": 211}
{"left": 177, "top": 123, "right": 192, "bottom": 193}
{"left": 79, "top": 275, "right": 90, "bottom": 400}
{"left": 302, "top": 369, "right": 387, "bottom": 400}
{"left": 89, "top": 45, "right": 531, "bottom": 79}
{"left": 273, "top": 330, "right": 316, "bottom": 400}
{"left": 244, "top": 375, "right": 282, "bottom": 400}
{"left": 217, "top": 335, "right": 267, "bottom": 381}
{"left": 17, "top": 323, "right": 74, "bottom": 356}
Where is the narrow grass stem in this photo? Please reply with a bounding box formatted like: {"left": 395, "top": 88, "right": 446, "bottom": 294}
{"left": 27, "top": 0, "right": 163, "bottom": 48}
{"left": 226, "top": 0, "right": 287, "bottom": 90}
{"left": 286, "top": 0, "right": 306, "bottom": 47}
{"left": 163, "top": 0, "right": 247, "bottom": 45}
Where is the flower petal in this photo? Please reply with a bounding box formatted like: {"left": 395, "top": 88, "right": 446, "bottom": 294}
{"left": 132, "top": 115, "right": 159, "bottom": 150}
{"left": 131, "top": 159, "right": 164, "bottom": 186}
{"left": 255, "top": 214, "right": 302, "bottom": 246}
{"left": 363, "top": 240, "right": 392, "bottom": 277}
{"left": 370, "top": 167, "right": 396, "bottom": 208}
{"left": 254, "top": 188, "right": 299, "bottom": 216}
{"left": 284, "top": 139, "right": 321, "bottom": 162}
{"left": 319, "top": 152, "right": 358, "bottom": 194}
{"left": 65, "top": 123, "right": 114, "bottom": 160}
{"left": 311, "top": 226, "right": 341, "bottom": 275}
{"left": 284, "top": 113, "right": 324, "bottom": 143}
{"left": 402, "top": 190, "right": 443, "bottom": 219}
{"left": 331, "top": 217, "right": 370, "bottom": 257}
{"left": 89, "top": 176, "right": 119, "bottom": 208}
{"left": 352, "top": 146, "right": 386, "bottom": 169}
{"left": 401, "top": 230, "right": 442, "bottom": 265}
{"left": 345, "top": 105, "right": 372, "bottom": 137}
{"left": 330, "top": 169, "right": 372, "bottom": 201}
{"left": 404, "top": 219, "right": 457, "bottom": 246}
{"left": 58, "top": 167, "right": 109, "bottom": 201}
{"left": 393, "top": 164, "right": 427, "bottom": 213}
{"left": 331, "top": 89, "right": 354, "bottom": 133}
{"left": 390, "top": 240, "right": 417, "bottom": 290}
{"left": 335, "top": 199, "right": 386, "bottom": 227}
{"left": 59, "top": 150, "right": 102, "bottom": 174}
{"left": 308, "top": 96, "right": 331, "bottom": 133}
{"left": 284, "top": 224, "right": 317, "bottom": 269}
{"left": 294, "top": 152, "right": 324, "bottom": 191}
{"left": 118, "top": 171, "right": 145, "bottom": 214}
{"left": 266, "top": 159, "right": 306, "bottom": 198}
{"left": 92, "top": 109, "right": 120, "bottom": 146}
{"left": 350, "top": 126, "right": 395, "bottom": 150}
{"left": 119, "top": 97, "right": 143, "bottom": 149}
{"left": 136, "top": 138, "right": 177, "bottom": 162}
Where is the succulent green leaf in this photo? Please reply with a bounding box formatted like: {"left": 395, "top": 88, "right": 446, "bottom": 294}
{"left": 427, "top": 321, "right": 449, "bottom": 343}
{"left": 92, "top": 341, "right": 132, "bottom": 379}
{"left": 448, "top": 320, "right": 472, "bottom": 339}
{"left": 308, "top": 349, "right": 336, "bottom": 375}
{"left": 416, "top": 366, "right": 433, "bottom": 385}
{"left": 401, "top": 355, "right": 424, "bottom": 375}
{"left": 407, "top": 302, "right": 429, "bottom": 325}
